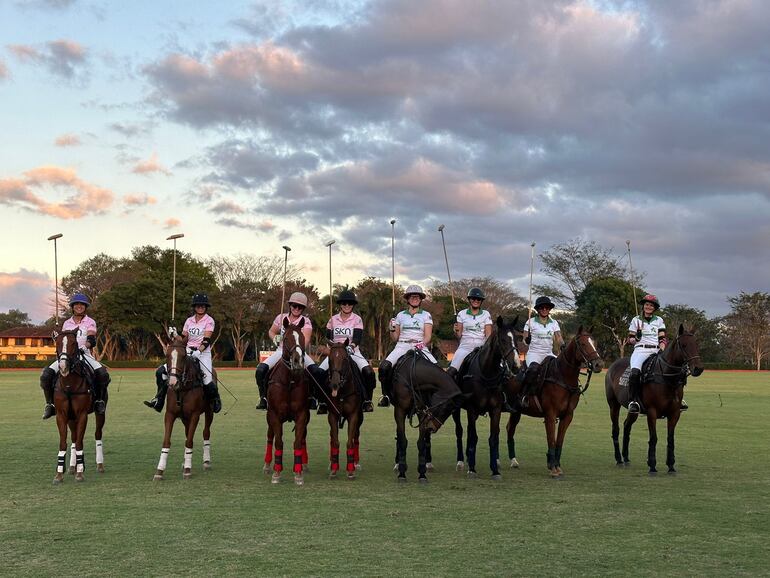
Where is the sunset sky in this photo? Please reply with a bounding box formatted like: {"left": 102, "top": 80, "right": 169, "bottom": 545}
{"left": 1, "top": 0, "right": 768, "bottom": 322}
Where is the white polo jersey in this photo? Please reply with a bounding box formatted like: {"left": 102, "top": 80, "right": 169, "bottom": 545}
{"left": 456, "top": 308, "right": 492, "bottom": 347}
{"left": 396, "top": 309, "right": 432, "bottom": 343}
{"left": 629, "top": 315, "right": 665, "bottom": 348}
{"left": 523, "top": 316, "right": 560, "bottom": 357}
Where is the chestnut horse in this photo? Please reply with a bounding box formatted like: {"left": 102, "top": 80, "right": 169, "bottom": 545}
{"left": 605, "top": 325, "right": 704, "bottom": 474}
{"left": 504, "top": 326, "right": 602, "bottom": 478}
{"left": 452, "top": 316, "right": 520, "bottom": 479}
{"left": 262, "top": 318, "right": 311, "bottom": 485}
{"left": 325, "top": 340, "right": 364, "bottom": 479}
{"left": 52, "top": 330, "right": 91, "bottom": 484}
{"left": 392, "top": 350, "right": 463, "bottom": 483}
{"left": 153, "top": 335, "right": 215, "bottom": 480}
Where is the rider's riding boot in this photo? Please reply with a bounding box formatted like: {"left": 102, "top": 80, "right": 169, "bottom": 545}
{"left": 308, "top": 364, "right": 328, "bottom": 414}
{"left": 92, "top": 367, "right": 110, "bottom": 415}
{"left": 519, "top": 362, "right": 540, "bottom": 409}
{"left": 628, "top": 368, "right": 642, "bottom": 414}
{"left": 377, "top": 360, "right": 393, "bottom": 407}
{"left": 446, "top": 366, "right": 459, "bottom": 382}
{"left": 502, "top": 392, "right": 514, "bottom": 413}
{"left": 204, "top": 381, "right": 222, "bottom": 413}
{"left": 144, "top": 365, "right": 168, "bottom": 412}
{"left": 40, "top": 367, "right": 57, "bottom": 420}
{"left": 362, "top": 366, "right": 376, "bottom": 412}
{"left": 255, "top": 363, "right": 269, "bottom": 410}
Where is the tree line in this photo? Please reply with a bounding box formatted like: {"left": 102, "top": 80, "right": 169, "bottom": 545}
{"left": 3, "top": 239, "right": 767, "bottom": 369}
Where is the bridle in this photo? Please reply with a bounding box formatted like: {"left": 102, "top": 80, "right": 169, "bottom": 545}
{"left": 654, "top": 332, "right": 701, "bottom": 380}
{"left": 558, "top": 332, "right": 602, "bottom": 394}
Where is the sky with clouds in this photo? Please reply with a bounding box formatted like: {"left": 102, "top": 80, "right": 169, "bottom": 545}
{"left": 1, "top": 0, "right": 768, "bottom": 322}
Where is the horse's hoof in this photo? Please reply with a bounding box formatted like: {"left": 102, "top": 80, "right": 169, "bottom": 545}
{"left": 355, "top": 463, "right": 362, "bottom": 471}
{"left": 329, "top": 470, "right": 338, "bottom": 479}
{"left": 467, "top": 471, "right": 478, "bottom": 480}
{"left": 393, "top": 463, "right": 399, "bottom": 472}
{"left": 271, "top": 473, "right": 281, "bottom": 484}
{"left": 623, "top": 461, "right": 631, "bottom": 467}
{"left": 203, "top": 461, "right": 212, "bottom": 471}
{"left": 53, "top": 475, "right": 63, "bottom": 485}
{"left": 262, "top": 464, "right": 272, "bottom": 474}
{"left": 425, "top": 462, "right": 434, "bottom": 471}
{"left": 347, "top": 472, "right": 356, "bottom": 480}
{"left": 491, "top": 474, "right": 502, "bottom": 481}
{"left": 294, "top": 476, "right": 304, "bottom": 486}
{"left": 96, "top": 463, "right": 105, "bottom": 474}
{"left": 153, "top": 474, "right": 164, "bottom": 481}
{"left": 667, "top": 469, "right": 677, "bottom": 476}
{"left": 648, "top": 470, "right": 657, "bottom": 477}
{"left": 397, "top": 476, "right": 407, "bottom": 483}
{"left": 74, "top": 473, "right": 85, "bottom": 482}
{"left": 616, "top": 461, "right": 624, "bottom": 467}
{"left": 183, "top": 469, "right": 192, "bottom": 480}
{"left": 456, "top": 461, "right": 465, "bottom": 472}
{"left": 555, "top": 467, "right": 563, "bottom": 476}
{"left": 418, "top": 477, "right": 429, "bottom": 484}
{"left": 549, "top": 469, "right": 562, "bottom": 479}
{"left": 510, "top": 458, "right": 520, "bottom": 469}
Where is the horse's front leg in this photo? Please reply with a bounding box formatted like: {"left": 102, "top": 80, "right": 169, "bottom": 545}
{"left": 53, "top": 408, "right": 68, "bottom": 484}
{"left": 394, "top": 406, "right": 408, "bottom": 481}
{"left": 609, "top": 400, "right": 623, "bottom": 465}
{"left": 328, "top": 411, "right": 340, "bottom": 478}
{"left": 424, "top": 429, "right": 433, "bottom": 471}
{"left": 154, "top": 410, "right": 175, "bottom": 481}
{"left": 452, "top": 407, "right": 465, "bottom": 471}
{"left": 544, "top": 412, "right": 559, "bottom": 478}
{"left": 417, "top": 427, "right": 429, "bottom": 483}
{"left": 666, "top": 411, "right": 681, "bottom": 474}
{"left": 553, "top": 411, "right": 574, "bottom": 478}
{"left": 94, "top": 412, "right": 105, "bottom": 473}
{"left": 466, "top": 411, "right": 479, "bottom": 478}
{"left": 506, "top": 411, "right": 522, "bottom": 468}
{"left": 345, "top": 412, "right": 361, "bottom": 479}
{"left": 263, "top": 421, "right": 274, "bottom": 474}
{"left": 646, "top": 408, "right": 659, "bottom": 475}
{"left": 73, "top": 406, "right": 88, "bottom": 482}
{"left": 293, "top": 411, "right": 309, "bottom": 485}
{"left": 271, "top": 417, "right": 284, "bottom": 483}
{"left": 488, "top": 406, "right": 502, "bottom": 479}
{"left": 183, "top": 411, "right": 201, "bottom": 480}
{"left": 202, "top": 409, "right": 213, "bottom": 471}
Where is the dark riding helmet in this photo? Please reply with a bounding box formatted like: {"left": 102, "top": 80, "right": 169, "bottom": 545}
{"left": 639, "top": 294, "right": 660, "bottom": 310}
{"left": 191, "top": 293, "right": 211, "bottom": 308}
{"left": 69, "top": 293, "right": 90, "bottom": 308}
{"left": 534, "top": 296, "right": 555, "bottom": 310}
{"left": 336, "top": 290, "right": 358, "bottom": 305}
{"left": 467, "top": 287, "right": 485, "bottom": 301}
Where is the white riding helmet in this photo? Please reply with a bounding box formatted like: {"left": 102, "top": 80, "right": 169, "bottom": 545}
{"left": 288, "top": 292, "right": 308, "bottom": 308}
{"left": 403, "top": 285, "right": 426, "bottom": 300}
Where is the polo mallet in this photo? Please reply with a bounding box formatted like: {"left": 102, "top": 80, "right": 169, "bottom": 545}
{"left": 438, "top": 225, "right": 457, "bottom": 314}
{"left": 526, "top": 242, "right": 536, "bottom": 339}
{"left": 166, "top": 233, "right": 184, "bottom": 325}
{"left": 390, "top": 219, "right": 396, "bottom": 318}
{"left": 47, "top": 233, "right": 63, "bottom": 326}
{"left": 281, "top": 245, "right": 291, "bottom": 315}
{"left": 325, "top": 239, "right": 335, "bottom": 314}
{"left": 626, "top": 240, "right": 641, "bottom": 331}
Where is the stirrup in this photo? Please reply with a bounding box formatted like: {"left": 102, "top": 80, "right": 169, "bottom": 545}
{"left": 94, "top": 400, "right": 106, "bottom": 415}
{"left": 628, "top": 400, "right": 641, "bottom": 414}
{"left": 42, "top": 403, "right": 55, "bottom": 420}
{"left": 309, "top": 397, "right": 318, "bottom": 410}
{"left": 363, "top": 400, "right": 374, "bottom": 412}
{"left": 377, "top": 395, "right": 390, "bottom": 408}
{"left": 255, "top": 397, "right": 267, "bottom": 411}
{"left": 680, "top": 399, "right": 688, "bottom": 411}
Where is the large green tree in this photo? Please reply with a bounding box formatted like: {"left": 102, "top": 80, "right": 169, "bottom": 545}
{"left": 659, "top": 304, "right": 722, "bottom": 363}
{"left": 575, "top": 277, "right": 640, "bottom": 359}
{"left": 354, "top": 277, "right": 397, "bottom": 361}
{"left": 723, "top": 292, "right": 770, "bottom": 370}
{"left": 0, "top": 309, "right": 32, "bottom": 331}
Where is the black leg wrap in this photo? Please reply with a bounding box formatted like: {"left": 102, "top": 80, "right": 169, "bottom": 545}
{"left": 255, "top": 363, "right": 269, "bottom": 410}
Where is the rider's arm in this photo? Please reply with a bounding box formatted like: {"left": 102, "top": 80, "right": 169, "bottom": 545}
{"left": 454, "top": 322, "right": 463, "bottom": 339}
{"left": 352, "top": 328, "right": 363, "bottom": 347}
{"left": 391, "top": 323, "right": 401, "bottom": 342}
{"left": 552, "top": 330, "right": 564, "bottom": 352}
{"left": 422, "top": 323, "right": 433, "bottom": 345}
{"left": 483, "top": 324, "right": 493, "bottom": 339}
{"left": 302, "top": 326, "right": 312, "bottom": 344}
{"left": 200, "top": 331, "right": 213, "bottom": 351}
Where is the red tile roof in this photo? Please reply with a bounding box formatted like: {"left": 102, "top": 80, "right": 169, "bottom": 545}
{"left": 0, "top": 326, "right": 54, "bottom": 338}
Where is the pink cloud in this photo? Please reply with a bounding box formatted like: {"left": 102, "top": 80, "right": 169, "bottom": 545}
{"left": 131, "top": 153, "right": 171, "bottom": 176}
{"left": 8, "top": 44, "right": 42, "bottom": 61}
{"left": 0, "top": 269, "right": 52, "bottom": 323}
{"left": 0, "top": 165, "right": 114, "bottom": 219}
{"left": 164, "top": 218, "right": 180, "bottom": 229}
{"left": 257, "top": 220, "right": 275, "bottom": 232}
{"left": 0, "top": 59, "right": 8, "bottom": 79}
{"left": 54, "top": 133, "right": 81, "bottom": 147}
{"left": 123, "top": 193, "right": 157, "bottom": 206}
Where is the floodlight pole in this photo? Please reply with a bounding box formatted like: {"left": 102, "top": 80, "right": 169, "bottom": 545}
{"left": 47, "top": 234, "right": 63, "bottom": 326}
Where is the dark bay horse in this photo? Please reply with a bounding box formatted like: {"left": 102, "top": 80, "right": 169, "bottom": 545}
{"left": 605, "top": 325, "right": 704, "bottom": 474}
{"left": 325, "top": 340, "right": 364, "bottom": 479}
{"left": 52, "top": 330, "right": 91, "bottom": 484}
{"left": 504, "top": 326, "right": 603, "bottom": 478}
{"left": 153, "top": 335, "right": 214, "bottom": 481}
{"left": 452, "top": 316, "right": 520, "bottom": 479}
{"left": 392, "top": 350, "right": 463, "bottom": 483}
{"left": 263, "top": 318, "right": 311, "bottom": 485}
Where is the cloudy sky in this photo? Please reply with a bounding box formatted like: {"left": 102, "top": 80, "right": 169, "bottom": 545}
{"left": 1, "top": 0, "right": 768, "bottom": 322}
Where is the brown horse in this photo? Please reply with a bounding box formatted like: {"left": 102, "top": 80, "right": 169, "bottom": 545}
{"left": 52, "top": 330, "right": 92, "bottom": 484}
{"left": 325, "top": 340, "right": 364, "bottom": 479}
{"left": 392, "top": 350, "right": 463, "bottom": 483}
{"left": 262, "top": 318, "right": 311, "bottom": 485}
{"left": 504, "top": 326, "right": 603, "bottom": 478}
{"left": 153, "top": 335, "right": 215, "bottom": 480}
{"left": 452, "top": 316, "right": 520, "bottom": 479}
{"left": 605, "top": 325, "right": 704, "bottom": 474}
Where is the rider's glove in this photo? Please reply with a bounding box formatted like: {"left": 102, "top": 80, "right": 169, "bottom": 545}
{"left": 272, "top": 334, "right": 282, "bottom": 346}
{"left": 635, "top": 329, "right": 642, "bottom": 341}
{"left": 168, "top": 326, "right": 177, "bottom": 339}
{"left": 346, "top": 345, "right": 355, "bottom": 355}
{"left": 415, "top": 342, "right": 425, "bottom": 351}
{"left": 191, "top": 349, "right": 202, "bottom": 359}
{"left": 389, "top": 319, "right": 396, "bottom": 331}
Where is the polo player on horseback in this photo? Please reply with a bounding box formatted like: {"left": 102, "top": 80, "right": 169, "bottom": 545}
{"left": 519, "top": 296, "right": 563, "bottom": 408}
{"left": 446, "top": 287, "right": 493, "bottom": 380}
{"left": 40, "top": 293, "right": 110, "bottom": 420}
{"left": 626, "top": 293, "right": 676, "bottom": 414}
{"left": 254, "top": 291, "right": 327, "bottom": 412}
{"left": 318, "top": 289, "right": 375, "bottom": 413}
{"left": 144, "top": 293, "right": 222, "bottom": 413}
{"left": 377, "top": 284, "right": 437, "bottom": 407}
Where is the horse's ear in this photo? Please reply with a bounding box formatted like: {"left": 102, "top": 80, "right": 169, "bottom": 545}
{"left": 679, "top": 324, "right": 684, "bottom": 336}
{"left": 577, "top": 324, "right": 583, "bottom": 335}
{"left": 344, "top": 338, "right": 349, "bottom": 347}
{"left": 511, "top": 315, "right": 519, "bottom": 328}
{"left": 283, "top": 317, "right": 290, "bottom": 329}
{"left": 496, "top": 316, "right": 503, "bottom": 328}
{"left": 297, "top": 317, "right": 305, "bottom": 329}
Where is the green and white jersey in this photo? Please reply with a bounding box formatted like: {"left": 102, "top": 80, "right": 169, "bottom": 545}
{"left": 456, "top": 308, "right": 492, "bottom": 346}
{"left": 396, "top": 309, "right": 432, "bottom": 343}
{"left": 523, "top": 316, "right": 560, "bottom": 357}
{"left": 629, "top": 315, "right": 665, "bottom": 347}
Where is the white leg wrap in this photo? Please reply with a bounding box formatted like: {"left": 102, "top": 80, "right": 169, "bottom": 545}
{"left": 157, "top": 448, "right": 170, "bottom": 472}
{"left": 203, "top": 440, "right": 211, "bottom": 463}
{"left": 57, "top": 450, "right": 66, "bottom": 473}
{"left": 184, "top": 447, "right": 193, "bottom": 470}
{"left": 76, "top": 450, "right": 85, "bottom": 473}
{"left": 95, "top": 440, "right": 104, "bottom": 464}
{"left": 70, "top": 443, "right": 76, "bottom": 468}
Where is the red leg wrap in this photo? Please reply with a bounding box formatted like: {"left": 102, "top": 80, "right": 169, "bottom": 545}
{"left": 346, "top": 449, "right": 355, "bottom": 472}
{"left": 274, "top": 449, "right": 283, "bottom": 473}
{"left": 264, "top": 442, "right": 273, "bottom": 464}
{"left": 293, "top": 449, "right": 303, "bottom": 474}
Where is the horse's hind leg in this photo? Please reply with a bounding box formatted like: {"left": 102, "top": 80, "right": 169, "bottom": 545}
{"left": 54, "top": 411, "right": 68, "bottom": 484}
{"left": 68, "top": 420, "right": 76, "bottom": 474}
{"left": 466, "top": 412, "right": 479, "bottom": 478}
{"left": 328, "top": 413, "right": 340, "bottom": 478}
{"left": 202, "top": 409, "right": 213, "bottom": 471}
{"left": 646, "top": 409, "right": 658, "bottom": 475}
{"left": 73, "top": 407, "right": 88, "bottom": 482}
{"left": 183, "top": 412, "right": 201, "bottom": 479}
{"left": 417, "top": 429, "right": 429, "bottom": 483}
{"left": 154, "top": 411, "right": 175, "bottom": 481}
{"left": 506, "top": 412, "right": 522, "bottom": 468}
{"left": 553, "top": 412, "right": 574, "bottom": 478}
{"left": 293, "top": 411, "right": 309, "bottom": 485}
{"left": 488, "top": 408, "right": 502, "bottom": 479}
{"left": 609, "top": 400, "right": 623, "bottom": 465}
{"left": 453, "top": 408, "right": 465, "bottom": 471}
{"left": 263, "top": 422, "right": 274, "bottom": 474}
{"left": 544, "top": 413, "right": 559, "bottom": 478}
{"left": 345, "top": 414, "right": 360, "bottom": 479}
{"left": 424, "top": 430, "right": 433, "bottom": 471}
{"left": 622, "top": 411, "right": 639, "bottom": 464}
{"left": 394, "top": 407, "right": 408, "bottom": 481}
{"left": 94, "top": 413, "right": 105, "bottom": 473}
{"left": 666, "top": 413, "right": 680, "bottom": 474}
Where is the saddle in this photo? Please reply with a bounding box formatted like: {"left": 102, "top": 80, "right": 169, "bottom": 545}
{"left": 619, "top": 354, "right": 659, "bottom": 388}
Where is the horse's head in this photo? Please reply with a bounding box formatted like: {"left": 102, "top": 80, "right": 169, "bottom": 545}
{"left": 672, "top": 324, "right": 704, "bottom": 377}
{"left": 55, "top": 329, "right": 79, "bottom": 377}
{"left": 166, "top": 334, "right": 189, "bottom": 387}
{"left": 496, "top": 315, "right": 521, "bottom": 373}
{"left": 327, "top": 339, "right": 350, "bottom": 398}
{"left": 570, "top": 325, "right": 603, "bottom": 373}
{"left": 281, "top": 317, "right": 306, "bottom": 375}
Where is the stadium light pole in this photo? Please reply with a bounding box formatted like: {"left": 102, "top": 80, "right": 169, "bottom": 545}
{"left": 47, "top": 233, "right": 63, "bottom": 326}
{"left": 166, "top": 233, "right": 184, "bottom": 322}
{"left": 281, "top": 245, "right": 292, "bottom": 314}
{"left": 325, "top": 239, "right": 336, "bottom": 314}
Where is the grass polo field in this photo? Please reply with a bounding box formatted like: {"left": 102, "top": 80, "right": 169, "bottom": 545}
{"left": 1, "top": 369, "right": 768, "bottom": 576}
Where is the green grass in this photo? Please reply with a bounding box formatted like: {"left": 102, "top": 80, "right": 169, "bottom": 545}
{"left": 1, "top": 369, "right": 768, "bottom": 577}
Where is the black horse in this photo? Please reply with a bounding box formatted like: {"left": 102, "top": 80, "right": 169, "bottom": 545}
{"left": 391, "top": 350, "right": 462, "bottom": 483}
{"left": 452, "top": 316, "right": 520, "bottom": 479}
{"left": 605, "top": 325, "right": 704, "bottom": 474}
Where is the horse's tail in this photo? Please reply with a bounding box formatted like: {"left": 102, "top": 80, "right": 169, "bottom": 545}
{"left": 605, "top": 358, "right": 628, "bottom": 403}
